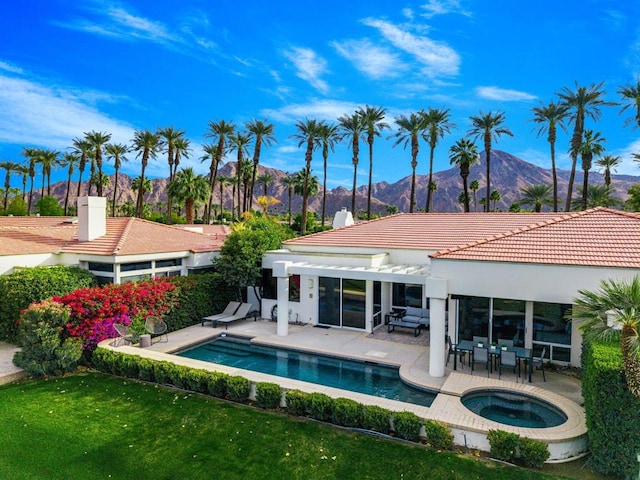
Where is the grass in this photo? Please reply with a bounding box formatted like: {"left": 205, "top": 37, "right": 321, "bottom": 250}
{"left": 0, "top": 372, "right": 570, "bottom": 480}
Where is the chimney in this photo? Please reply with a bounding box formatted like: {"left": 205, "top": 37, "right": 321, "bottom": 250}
{"left": 332, "top": 207, "right": 354, "bottom": 229}
{"left": 77, "top": 196, "right": 107, "bottom": 242}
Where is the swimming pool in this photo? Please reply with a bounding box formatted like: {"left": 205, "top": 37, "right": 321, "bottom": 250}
{"left": 177, "top": 336, "right": 436, "bottom": 407}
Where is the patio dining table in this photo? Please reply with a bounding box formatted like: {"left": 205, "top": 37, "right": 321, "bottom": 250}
{"left": 453, "top": 339, "right": 533, "bottom": 382}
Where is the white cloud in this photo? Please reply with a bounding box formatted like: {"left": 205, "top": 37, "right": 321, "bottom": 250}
{"left": 420, "top": 0, "right": 471, "bottom": 18}
{"left": 612, "top": 138, "right": 640, "bottom": 175}
{"left": 476, "top": 86, "right": 537, "bottom": 102}
{"left": 283, "top": 47, "right": 329, "bottom": 94}
{"left": 332, "top": 39, "right": 405, "bottom": 79}
{"left": 0, "top": 61, "right": 24, "bottom": 75}
{"left": 260, "top": 99, "right": 359, "bottom": 123}
{"left": 362, "top": 18, "right": 460, "bottom": 77}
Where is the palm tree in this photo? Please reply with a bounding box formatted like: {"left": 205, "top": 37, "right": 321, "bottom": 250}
{"left": 489, "top": 189, "right": 501, "bottom": 212}
{"left": 15, "top": 164, "right": 29, "bottom": 201}
{"left": 170, "top": 136, "right": 191, "bottom": 223}
{"left": 21, "top": 147, "right": 38, "bottom": 214}
{"left": 557, "top": 81, "right": 612, "bottom": 212}
{"left": 531, "top": 101, "right": 569, "bottom": 212}
{"left": 290, "top": 119, "right": 322, "bottom": 234}
{"left": 391, "top": 113, "right": 426, "bottom": 213}
{"left": 468, "top": 111, "right": 513, "bottom": 212}
{"left": 0, "top": 161, "right": 20, "bottom": 213}
{"left": 572, "top": 184, "right": 620, "bottom": 210}
{"left": 422, "top": 107, "right": 455, "bottom": 212}
{"left": 204, "top": 120, "right": 236, "bottom": 223}
{"left": 131, "top": 129, "right": 160, "bottom": 218}
{"left": 228, "top": 131, "right": 253, "bottom": 216}
{"left": 167, "top": 167, "right": 210, "bottom": 224}
{"left": 596, "top": 155, "right": 621, "bottom": 188}
{"left": 578, "top": 130, "right": 606, "bottom": 210}
{"left": 105, "top": 143, "right": 129, "bottom": 217}
{"left": 131, "top": 175, "right": 153, "bottom": 202}
{"left": 60, "top": 153, "right": 78, "bottom": 215}
{"left": 357, "top": 105, "right": 388, "bottom": 219}
{"left": 84, "top": 131, "right": 111, "bottom": 197}
{"left": 71, "top": 138, "right": 92, "bottom": 199}
{"left": 246, "top": 119, "right": 276, "bottom": 203}
{"left": 338, "top": 112, "right": 365, "bottom": 214}
{"left": 428, "top": 181, "right": 437, "bottom": 211}
{"left": 216, "top": 174, "right": 228, "bottom": 221}
{"left": 281, "top": 173, "right": 295, "bottom": 226}
{"left": 449, "top": 138, "right": 479, "bottom": 213}
{"left": 317, "top": 123, "right": 341, "bottom": 225}
{"left": 618, "top": 81, "right": 640, "bottom": 129}
{"left": 469, "top": 179, "right": 480, "bottom": 212}
{"left": 37, "top": 149, "right": 60, "bottom": 197}
{"left": 573, "top": 275, "right": 640, "bottom": 397}
{"left": 91, "top": 172, "right": 111, "bottom": 201}
{"left": 520, "top": 184, "right": 552, "bottom": 212}
{"left": 256, "top": 172, "right": 274, "bottom": 197}
{"left": 158, "top": 126, "right": 186, "bottom": 224}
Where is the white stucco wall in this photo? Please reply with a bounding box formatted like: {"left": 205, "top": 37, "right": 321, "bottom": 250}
{"left": 0, "top": 253, "right": 64, "bottom": 275}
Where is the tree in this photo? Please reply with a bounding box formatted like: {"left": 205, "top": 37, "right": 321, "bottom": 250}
{"left": 422, "top": 107, "right": 455, "bottom": 212}
{"left": 357, "top": 105, "right": 388, "bottom": 219}
{"left": 290, "top": 119, "right": 322, "bottom": 234}
{"left": 281, "top": 173, "right": 295, "bottom": 226}
{"left": 468, "top": 111, "right": 513, "bottom": 212}
{"left": 228, "top": 131, "right": 253, "bottom": 216}
{"left": 391, "top": 112, "right": 426, "bottom": 213}
{"left": 21, "top": 147, "right": 38, "bottom": 215}
{"left": 246, "top": 119, "right": 276, "bottom": 204}
{"left": 84, "top": 131, "right": 111, "bottom": 197}
{"left": 36, "top": 149, "right": 60, "bottom": 197}
{"left": 573, "top": 275, "right": 640, "bottom": 397}
{"left": 618, "top": 80, "right": 640, "bottom": 129}
{"left": 256, "top": 172, "right": 274, "bottom": 197}
{"left": 573, "top": 184, "right": 620, "bottom": 210}
{"left": 71, "top": 138, "right": 92, "bottom": 199}
{"left": 0, "top": 161, "right": 20, "bottom": 213}
{"left": 36, "top": 195, "right": 64, "bottom": 216}
{"left": 158, "top": 126, "right": 186, "bottom": 225}
{"left": 317, "top": 123, "right": 341, "bottom": 226}
{"left": 520, "top": 184, "right": 552, "bottom": 212}
{"left": 385, "top": 204, "right": 398, "bottom": 215}
{"left": 428, "top": 181, "right": 437, "bottom": 211}
{"left": 131, "top": 129, "right": 160, "bottom": 218}
{"left": 469, "top": 179, "right": 480, "bottom": 212}
{"left": 60, "top": 153, "right": 78, "bottom": 215}
{"left": 625, "top": 184, "right": 640, "bottom": 212}
{"left": 531, "top": 101, "right": 569, "bottom": 212}
{"left": 216, "top": 174, "right": 228, "bottom": 220}
{"left": 105, "top": 143, "right": 129, "bottom": 217}
{"left": 15, "top": 164, "right": 29, "bottom": 201}
{"left": 338, "top": 112, "right": 365, "bottom": 214}
{"left": 489, "top": 189, "right": 501, "bottom": 211}
{"left": 167, "top": 167, "right": 210, "bottom": 224}
{"left": 557, "top": 81, "right": 612, "bottom": 212}
{"left": 449, "top": 138, "right": 479, "bottom": 213}
{"left": 204, "top": 120, "right": 236, "bottom": 223}
{"left": 256, "top": 195, "right": 280, "bottom": 215}
{"left": 578, "top": 130, "right": 606, "bottom": 210}
{"left": 596, "top": 155, "right": 621, "bottom": 188}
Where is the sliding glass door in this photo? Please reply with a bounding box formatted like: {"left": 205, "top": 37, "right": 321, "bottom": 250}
{"left": 318, "top": 277, "right": 340, "bottom": 326}
{"left": 318, "top": 277, "right": 366, "bottom": 330}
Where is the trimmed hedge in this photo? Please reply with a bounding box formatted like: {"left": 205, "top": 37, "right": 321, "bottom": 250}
{"left": 423, "top": 420, "right": 454, "bottom": 450}
{"left": 583, "top": 340, "right": 640, "bottom": 478}
{"left": 362, "top": 405, "right": 392, "bottom": 434}
{"left": 332, "top": 397, "right": 364, "bottom": 428}
{"left": 284, "top": 389, "right": 308, "bottom": 416}
{"left": 255, "top": 382, "right": 282, "bottom": 409}
{"left": 487, "top": 429, "right": 549, "bottom": 469}
{"left": 392, "top": 411, "right": 422, "bottom": 442}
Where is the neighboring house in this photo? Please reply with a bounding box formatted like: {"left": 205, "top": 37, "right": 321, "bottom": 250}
{"left": 0, "top": 196, "right": 226, "bottom": 283}
{"left": 262, "top": 207, "right": 640, "bottom": 377}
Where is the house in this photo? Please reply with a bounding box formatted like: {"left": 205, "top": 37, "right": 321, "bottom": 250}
{"left": 0, "top": 196, "right": 226, "bottom": 283}
{"left": 262, "top": 207, "right": 640, "bottom": 377}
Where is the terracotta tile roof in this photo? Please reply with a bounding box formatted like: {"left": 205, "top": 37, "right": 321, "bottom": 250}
{"left": 284, "top": 212, "right": 564, "bottom": 251}
{"left": 0, "top": 216, "right": 223, "bottom": 257}
{"left": 430, "top": 208, "right": 640, "bottom": 268}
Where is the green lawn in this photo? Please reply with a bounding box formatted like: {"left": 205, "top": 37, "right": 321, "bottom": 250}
{"left": 0, "top": 372, "right": 568, "bottom": 480}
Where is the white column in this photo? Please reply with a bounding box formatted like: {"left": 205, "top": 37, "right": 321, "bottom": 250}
{"left": 273, "top": 261, "right": 292, "bottom": 337}
{"left": 429, "top": 297, "right": 446, "bottom": 377}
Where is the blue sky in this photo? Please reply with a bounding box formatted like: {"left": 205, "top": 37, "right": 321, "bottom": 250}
{"left": 1, "top": 0, "right": 640, "bottom": 190}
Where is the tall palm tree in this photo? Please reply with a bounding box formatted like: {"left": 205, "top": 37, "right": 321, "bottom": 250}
{"left": 557, "top": 81, "right": 612, "bottom": 212}
{"left": 0, "top": 161, "right": 20, "bottom": 213}
{"left": 357, "top": 105, "right": 388, "bottom": 219}
{"left": 596, "top": 155, "right": 621, "bottom": 188}
{"left": 131, "top": 129, "right": 160, "bottom": 218}
{"left": 21, "top": 147, "right": 38, "bottom": 214}
{"left": 520, "top": 184, "right": 552, "bottom": 212}
{"left": 228, "top": 131, "right": 253, "bottom": 216}
{"left": 572, "top": 184, "right": 620, "bottom": 210}
{"left": 317, "top": 123, "right": 341, "bottom": 225}
{"left": 428, "top": 181, "right": 437, "bottom": 211}
{"left": 84, "top": 131, "right": 111, "bottom": 197}
{"left": 37, "top": 149, "right": 60, "bottom": 197}
{"left": 573, "top": 275, "right": 640, "bottom": 397}
{"left": 256, "top": 172, "right": 274, "bottom": 197}
{"left": 71, "top": 138, "right": 93, "bottom": 199}
{"left": 489, "top": 189, "right": 501, "bottom": 212}
{"left": 338, "top": 112, "right": 365, "bottom": 214}
{"left": 173, "top": 137, "right": 190, "bottom": 174}
{"left": 422, "top": 107, "right": 455, "bottom": 212}
{"left": 216, "top": 174, "right": 228, "bottom": 221}
{"left": 204, "top": 120, "right": 236, "bottom": 223}
{"left": 391, "top": 113, "right": 426, "bottom": 213}
{"left": 105, "top": 143, "right": 129, "bottom": 217}
{"left": 15, "top": 164, "right": 29, "bottom": 201}
{"left": 467, "top": 111, "right": 513, "bottom": 212}
{"left": 449, "top": 138, "right": 479, "bottom": 213}
{"left": 578, "top": 130, "right": 606, "bottom": 211}
{"left": 60, "top": 153, "right": 78, "bottom": 215}
{"left": 618, "top": 81, "right": 640, "bottom": 129}
{"left": 246, "top": 119, "right": 276, "bottom": 203}
{"left": 167, "top": 167, "right": 210, "bottom": 224}
{"left": 290, "top": 119, "right": 322, "bottom": 234}
{"left": 281, "top": 173, "right": 295, "bottom": 227}
{"left": 158, "top": 126, "right": 186, "bottom": 224}
{"left": 530, "top": 101, "right": 569, "bottom": 212}
{"left": 293, "top": 168, "right": 320, "bottom": 231}
{"left": 469, "top": 179, "right": 480, "bottom": 212}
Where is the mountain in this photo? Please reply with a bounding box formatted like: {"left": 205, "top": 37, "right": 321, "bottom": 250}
{"left": 35, "top": 150, "right": 639, "bottom": 216}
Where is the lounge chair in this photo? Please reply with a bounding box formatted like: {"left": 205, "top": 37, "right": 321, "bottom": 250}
{"left": 145, "top": 316, "right": 168, "bottom": 343}
{"left": 113, "top": 323, "right": 138, "bottom": 347}
{"left": 211, "top": 303, "right": 255, "bottom": 329}
{"left": 201, "top": 301, "right": 241, "bottom": 326}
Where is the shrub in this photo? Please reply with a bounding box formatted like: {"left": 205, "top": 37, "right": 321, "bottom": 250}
{"left": 137, "top": 358, "right": 156, "bottom": 382}
{"left": 306, "top": 392, "right": 333, "bottom": 422}
{"left": 392, "top": 411, "right": 422, "bottom": 442}
{"left": 423, "top": 420, "right": 454, "bottom": 450}
{"left": 255, "top": 382, "right": 282, "bottom": 409}
{"left": 13, "top": 299, "right": 83, "bottom": 377}
{"left": 332, "top": 398, "right": 364, "bottom": 428}
{"left": 226, "top": 375, "right": 251, "bottom": 403}
{"left": 487, "top": 429, "right": 520, "bottom": 462}
{"left": 518, "top": 437, "right": 550, "bottom": 468}
{"left": 362, "top": 405, "right": 392, "bottom": 434}
{"left": 205, "top": 371, "right": 229, "bottom": 398}
{"left": 284, "top": 389, "right": 309, "bottom": 416}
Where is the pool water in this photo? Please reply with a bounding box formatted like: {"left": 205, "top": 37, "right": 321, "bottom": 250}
{"left": 461, "top": 390, "right": 567, "bottom": 428}
{"left": 177, "top": 336, "right": 436, "bottom": 407}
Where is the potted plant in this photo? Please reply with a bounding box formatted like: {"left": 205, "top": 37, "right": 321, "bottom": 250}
{"left": 501, "top": 343, "right": 508, "bottom": 351}
{"left": 490, "top": 342, "right": 497, "bottom": 351}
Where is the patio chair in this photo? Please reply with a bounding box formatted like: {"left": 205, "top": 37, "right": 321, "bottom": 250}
{"left": 473, "top": 336, "right": 488, "bottom": 345}
{"left": 472, "top": 346, "right": 490, "bottom": 376}
{"left": 499, "top": 350, "right": 518, "bottom": 379}
{"left": 113, "top": 323, "right": 138, "bottom": 347}
{"left": 213, "top": 303, "right": 254, "bottom": 329}
{"left": 531, "top": 347, "right": 547, "bottom": 382}
{"left": 145, "top": 316, "right": 168, "bottom": 344}
{"left": 497, "top": 338, "right": 514, "bottom": 348}
{"left": 446, "top": 335, "right": 465, "bottom": 367}
{"left": 201, "top": 301, "right": 241, "bottom": 326}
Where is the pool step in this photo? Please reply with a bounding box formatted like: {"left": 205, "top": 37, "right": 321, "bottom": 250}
{"left": 202, "top": 343, "right": 252, "bottom": 358}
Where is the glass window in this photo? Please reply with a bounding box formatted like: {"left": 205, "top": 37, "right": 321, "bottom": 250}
{"left": 261, "top": 269, "right": 277, "bottom": 300}
{"left": 156, "top": 258, "right": 182, "bottom": 268}
{"left": 392, "top": 283, "right": 423, "bottom": 308}
{"left": 456, "top": 296, "right": 490, "bottom": 342}
{"left": 120, "top": 261, "right": 152, "bottom": 272}
{"left": 88, "top": 262, "right": 114, "bottom": 272}
{"left": 120, "top": 273, "right": 151, "bottom": 284}
{"left": 533, "top": 302, "right": 571, "bottom": 346}
{"left": 492, "top": 298, "right": 525, "bottom": 347}
{"left": 319, "top": 277, "right": 340, "bottom": 326}
{"left": 342, "top": 279, "right": 365, "bottom": 329}
{"left": 289, "top": 275, "right": 300, "bottom": 302}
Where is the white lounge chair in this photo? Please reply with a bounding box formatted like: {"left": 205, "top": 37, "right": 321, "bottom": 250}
{"left": 201, "top": 301, "right": 241, "bottom": 326}
{"left": 212, "top": 303, "right": 255, "bottom": 329}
